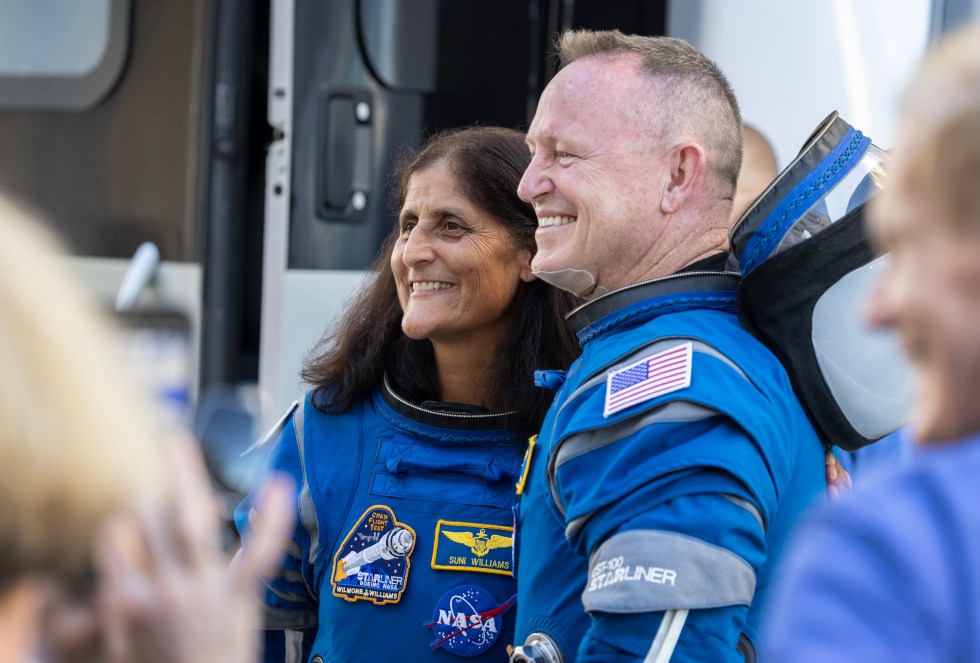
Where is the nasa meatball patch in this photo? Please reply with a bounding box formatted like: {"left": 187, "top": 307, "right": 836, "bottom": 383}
{"left": 331, "top": 505, "right": 416, "bottom": 605}
{"left": 424, "top": 585, "right": 516, "bottom": 656}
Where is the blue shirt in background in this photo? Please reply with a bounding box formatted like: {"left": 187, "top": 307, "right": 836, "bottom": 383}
{"left": 763, "top": 431, "right": 980, "bottom": 662}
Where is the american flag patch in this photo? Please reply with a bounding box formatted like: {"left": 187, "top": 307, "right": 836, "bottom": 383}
{"left": 603, "top": 342, "right": 693, "bottom": 417}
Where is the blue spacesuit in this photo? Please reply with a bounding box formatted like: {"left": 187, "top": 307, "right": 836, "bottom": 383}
{"left": 512, "top": 269, "right": 826, "bottom": 662}
{"left": 237, "top": 377, "right": 526, "bottom": 662}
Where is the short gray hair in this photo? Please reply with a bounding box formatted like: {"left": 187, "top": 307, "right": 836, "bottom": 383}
{"left": 558, "top": 30, "right": 743, "bottom": 191}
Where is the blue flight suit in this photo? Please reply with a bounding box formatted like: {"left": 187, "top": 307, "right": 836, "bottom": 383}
{"left": 513, "top": 271, "right": 825, "bottom": 662}
{"left": 237, "top": 378, "right": 526, "bottom": 662}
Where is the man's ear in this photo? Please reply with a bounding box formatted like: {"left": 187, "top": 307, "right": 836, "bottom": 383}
{"left": 661, "top": 143, "right": 706, "bottom": 215}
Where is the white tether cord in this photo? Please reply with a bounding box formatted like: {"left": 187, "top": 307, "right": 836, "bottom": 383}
{"left": 644, "top": 609, "right": 689, "bottom": 663}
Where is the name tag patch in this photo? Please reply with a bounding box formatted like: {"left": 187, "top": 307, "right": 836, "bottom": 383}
{"left": 423, "top": 585, "right": 516, "bottom": 656}
{"left": 331, "top": 505, "right": 416, "bottom": 605}
{"left": 604, "top": 342, "right": 693, "bottom": 417}
{"left": 431, "top": 520, "right": 513, "bottom": 576}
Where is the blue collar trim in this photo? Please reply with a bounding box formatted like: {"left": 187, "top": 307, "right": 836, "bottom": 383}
{"left": 570, "top": 272, "right": 739, "bottom": 346}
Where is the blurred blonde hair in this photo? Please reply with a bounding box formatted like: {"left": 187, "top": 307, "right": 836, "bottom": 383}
{"left": 901, "top": 23, "right": 980, "bottom": 234}
{"left": 0, "top": 197, "right": 166, "bottom": 592}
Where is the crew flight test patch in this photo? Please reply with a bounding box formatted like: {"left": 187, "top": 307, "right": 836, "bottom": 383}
{"left": 604, "top": 342, "right": 693, "bottom": 417}
{"left": 331, "top": 505, "right": 416, "bottom": 605}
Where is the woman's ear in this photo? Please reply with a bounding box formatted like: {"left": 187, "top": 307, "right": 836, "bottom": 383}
{"left": 520, "top": 249, "right": 537, "bottom": 283}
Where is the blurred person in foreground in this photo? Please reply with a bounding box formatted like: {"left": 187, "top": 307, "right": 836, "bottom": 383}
{"left": 236, "top": 126, "right": 578, "bottom": 661}
{"left": 730, "top": 124, "right": 778, "bottom": 222}
{"left": 762, "top": 23, "right": 980, "bottom": 661}
{"left": 511, "top": 30, "right": 825, "bottom": 662}
{"left": 0, "top": 196, "right": 294, "bottom": 663}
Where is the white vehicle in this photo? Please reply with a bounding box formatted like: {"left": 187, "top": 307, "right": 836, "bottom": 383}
{"left": 0, "top": 0, "right": 971, "bottom": 446}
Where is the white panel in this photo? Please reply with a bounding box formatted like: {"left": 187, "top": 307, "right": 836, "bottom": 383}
{"left": 259, "top": 0, "right": 296, "bottom": 426}
{"left": 0, "top": 0, "right": 110, "bottom": 75}
{"left": 259, "top": 1, "right": 372, "bottom": 426}
{"left": 271, "top": 269, "right": 371, "bottom": 424}
{"left": 65, "top": 257, "right": 203, "bottom": 399}
{"left": 669, "top": 0, "right": 932, "bottom": 164}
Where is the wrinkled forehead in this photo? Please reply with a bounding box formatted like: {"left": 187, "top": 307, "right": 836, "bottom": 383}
{"left": 554, "top": 54, "right": 646, "bottom": 95}
{"left": 531, "top": 55, "right": 656, "bottom": 135}
{"left": 402, "top": 160, "right": 459, "bottom": 203}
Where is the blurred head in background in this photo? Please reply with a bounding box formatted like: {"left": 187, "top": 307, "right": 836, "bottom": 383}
{"left": 866, "top": 24, "right": 980, "bottom": 443}
{"left": 0, "top": 197, "right": 165, "bottom": 661}
{"left": 730, "top": 124, "right": 778, "bottom": 223}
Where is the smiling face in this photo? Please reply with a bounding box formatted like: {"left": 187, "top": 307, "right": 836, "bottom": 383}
{"left": 391, "top": 161, "right": 534, "bottom": 350}
{"left": 867, "top": 119, "right": 980, "bottom": 443}
{"left": 518, "top": 55, "right": 675, "bottom": 292}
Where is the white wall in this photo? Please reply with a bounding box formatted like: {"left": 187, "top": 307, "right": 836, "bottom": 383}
{"left": 669, "top": 0, "right": 932, "bottom": 165}
{"left": 274, "top": 269, "right": 371, "bottom": 417}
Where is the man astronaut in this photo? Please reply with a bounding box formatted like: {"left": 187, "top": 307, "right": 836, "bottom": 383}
{"left": 509, "top": 30, "right": 825, "bottom": 662}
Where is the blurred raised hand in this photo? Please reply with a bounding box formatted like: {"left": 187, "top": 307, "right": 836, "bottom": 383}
{"left": 91, "top": 436, "right": 293, "bottom": 663}
{"left": 825, "top": 450, "right": 852, "bottom": 500}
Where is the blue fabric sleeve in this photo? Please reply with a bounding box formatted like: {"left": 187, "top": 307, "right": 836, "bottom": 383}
{"left": 761, "top": 494, "right": 938, "bottom": 662}
{"left": 576, "top": 491, "right": 766, "bottom": 662}
{"left": 557, "top": 414, "right": 774, "bottom": 556}
{"left": 578, "top": 607, "right": 747, "bottom": 663}
{"left": 554, "top": 406, "right": 772, "bottom": 661}
{"left": 552, "top": 351, "right": 785, "bottom": 543}
{"left": 234, "top": 415, "right": 320, "bottom": 661}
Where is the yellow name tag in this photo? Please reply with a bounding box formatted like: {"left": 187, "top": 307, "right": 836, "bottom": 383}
{"left": 431, "top": 520, "right": 513, "bottom": 576}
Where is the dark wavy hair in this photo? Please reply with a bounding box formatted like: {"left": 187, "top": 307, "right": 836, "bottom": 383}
{"left": 301, "top": 126, "right": 579, "bottom": 435}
